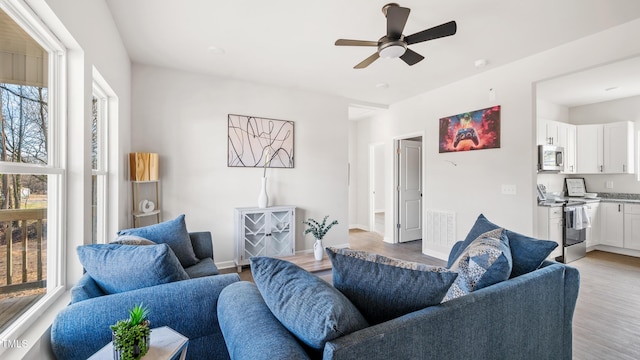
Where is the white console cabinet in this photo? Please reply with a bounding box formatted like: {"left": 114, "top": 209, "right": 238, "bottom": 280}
{"left": 234, "top": 206, "right": 295, "bottom": 271}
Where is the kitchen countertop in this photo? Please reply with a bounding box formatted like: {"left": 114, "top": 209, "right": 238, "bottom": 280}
{"left": 538, "top": 193, "right": 640, "bottom": 206}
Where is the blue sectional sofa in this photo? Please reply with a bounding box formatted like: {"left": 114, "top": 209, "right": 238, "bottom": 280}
{"left": 51, "top": 231, "right": 239, "bottom": 360}
{"left": 218, "top": 260, "right": 579, "bottom": 360}
{"left": 218, "top": 214, "right": 581, "bottom": 360}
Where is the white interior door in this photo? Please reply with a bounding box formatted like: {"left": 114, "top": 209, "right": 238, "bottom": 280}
{"left": 398, "top": 139, "right": 422, "bottom": 242}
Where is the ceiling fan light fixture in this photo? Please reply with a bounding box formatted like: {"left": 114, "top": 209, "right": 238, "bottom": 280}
{"left": 379, "top": 42, "right": 407, "bottom": 58}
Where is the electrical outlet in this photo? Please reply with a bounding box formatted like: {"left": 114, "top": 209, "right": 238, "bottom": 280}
{"left": 501, "top": 184, "right": 517, "bottom": 195}
{"left": 606, "top": 181, "right": 614, "bottom": 189}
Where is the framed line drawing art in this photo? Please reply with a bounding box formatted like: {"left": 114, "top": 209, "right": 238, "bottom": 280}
{"left": 228, "top": 114, "right": 294, "bottom": 168}
{"left": 438, "top": 105, "right": 501, "bottom": 153}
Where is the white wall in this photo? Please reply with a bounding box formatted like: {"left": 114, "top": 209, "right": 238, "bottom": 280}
{"left": 570, "top": 95, "right": 640, "bottom": 193}
{"left": 354, "top": 18, "right": 640, "bottom": 259}
{"left": 537, "top": 99, "right": 570, "bottom": 123}
{"left": 131, "top": 65, "right": 350, "bottom": 267}
{"left": 350, "top": 110, "right": 393, "bottom": 234}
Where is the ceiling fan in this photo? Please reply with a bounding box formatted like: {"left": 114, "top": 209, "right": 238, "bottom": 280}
{"left": 335, "top": 3, "right": 457, "bottom": 69}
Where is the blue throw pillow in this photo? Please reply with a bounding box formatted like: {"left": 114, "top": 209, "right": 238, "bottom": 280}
{"left": 117, "top": 214, "right": 199, "bottom": 267}
{"left": 326, "top": 247, "right": 458, "bottom": 324}
{"left": 250, "top": 257, "right": 368, "bottom": 350}
{"left": 505, "top": 229, "right": 557, "bottom": 278}
{"left": 449, "top": 214, "right": 557, "bottom": 278}
{"left": 77, "top": 243, "right": 190, "bottom": 294}
{"left": 443, "top": 228, "right": 512, "bottom": 302}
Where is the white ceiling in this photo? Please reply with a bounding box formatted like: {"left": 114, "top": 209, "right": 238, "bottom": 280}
{"left": 536, "top": 56, "right": 640, "bottom": 107}
{"left": 105, "top": 0, "right": 640, "bottom": 107}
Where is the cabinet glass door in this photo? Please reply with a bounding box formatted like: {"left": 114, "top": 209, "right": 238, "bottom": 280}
{"left": 267, "top": 210, "right": 293, "bottom": 256}
{"left": 243, "top": 212, "right": 267, "bottom": 258}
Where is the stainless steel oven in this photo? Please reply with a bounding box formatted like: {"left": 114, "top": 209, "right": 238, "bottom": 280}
{"left": 559, "top": 201, "right": 587, "bottom": 263}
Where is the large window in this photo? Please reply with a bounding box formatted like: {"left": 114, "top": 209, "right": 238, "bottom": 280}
{"left": 0, "top": 3, "right": 64, "bottom": 336}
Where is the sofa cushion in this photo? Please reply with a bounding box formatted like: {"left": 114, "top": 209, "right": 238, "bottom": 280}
{"left": 250, "top": 256, "right": 368, "bottom": 351}
{"left": 184, "top": 257, "right": 219, "bottom": 278}
{"left": 449, "top": 214, "right": 557, "bottom": 278}
{"left": 77, "top": 243, "right": 190, "bottom": 294}
{"left": 443, "top": 228, "right": 512, "bottom": 302}
{"left": 326, "top": 247, "right": 458, "bottom": 324}
{"left": 117, "top": 214, "right": 199, "bottom": 267}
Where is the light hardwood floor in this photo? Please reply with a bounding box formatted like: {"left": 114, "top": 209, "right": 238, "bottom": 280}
{"left": 224, "top": 229, "right": 640, "bottom": 359}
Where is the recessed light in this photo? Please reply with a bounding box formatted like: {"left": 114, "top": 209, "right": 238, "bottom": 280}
{"left": 207, "top": 46, "right": 225, "bottom": 55}
{"left": 376, "top": 83, "right": 389, "bottom": 89}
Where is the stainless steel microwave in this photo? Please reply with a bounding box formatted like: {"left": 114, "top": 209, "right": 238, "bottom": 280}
{"left": 538, "top": 145, "right": 564, "bottom": 172}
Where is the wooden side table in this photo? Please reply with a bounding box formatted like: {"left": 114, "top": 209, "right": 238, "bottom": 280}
{"left": 88, "top": 326, "right": 188, "bottom": 360}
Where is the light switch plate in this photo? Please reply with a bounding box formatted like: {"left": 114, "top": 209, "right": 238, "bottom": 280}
{"left": 501, "top": 184, "right": 517, "bottom": 195}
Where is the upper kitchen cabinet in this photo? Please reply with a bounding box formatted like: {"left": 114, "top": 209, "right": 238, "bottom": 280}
{"left": 559, "top": 123, "right": 577, "bottom": 174}
{"left": 576, "top": 124, "right": 604, "bottom": 173}
{"left": 604, "top": 121, "right": 634, "bottom": 174}
{"left": 576, "top": 121, "right": 634, "bottom": 174}
{"left": 537, "top": 119, "right": 560, "bottom": 146}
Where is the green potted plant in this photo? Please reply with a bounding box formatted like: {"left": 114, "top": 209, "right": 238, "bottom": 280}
{"left": 110, "top": 303, "right": 151, "bottom": 360}
{"left": 303, "top": 215, "right": 338, "bottom": 260}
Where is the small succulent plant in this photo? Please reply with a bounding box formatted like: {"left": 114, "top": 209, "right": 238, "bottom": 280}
{"left": 110, "top": 303, "right": 151, "bottom": 360}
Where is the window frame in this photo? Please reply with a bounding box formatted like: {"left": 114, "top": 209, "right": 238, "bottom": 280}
{"left": 0, "top": 0, "right": 67, "bottom": 344}
{"left": 91, "top": 76, "right": 109, "bottom": 244}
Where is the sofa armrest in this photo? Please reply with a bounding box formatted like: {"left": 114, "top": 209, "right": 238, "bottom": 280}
{"left": 324, "top": 263, "right": 576, "bottom": 360}
{"left": 52, "top": 273, "right": 239, "bottom": 360}
{"left": 190, "top": 231, "right": 214, "bottom": 260}
{"left": 70, "top": 273, "right": 106, "bottom": 304}
{"left": 218, "top": 282, "right": 311, "bottom": 360}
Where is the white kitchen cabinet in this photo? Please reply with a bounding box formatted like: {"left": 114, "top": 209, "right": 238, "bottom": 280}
{"left": 585, "top": 202, "right": 600, "bottom": 248}
{"left": 559, "top": 123, "right": 577, "bottom": 173}
{"left": 576, "top": 124, "right": 604, "bottom": 174}
{"left": 603, "top": 121, "right": 634, "bottom": 174}
{"left": 234, "top": 206, "right": 295, "bottom": 271}
{"left": 624, "top": 203, "right": 640, "bottom": 251}
{"left": 575, "top": 121, "right": 634, "bottom": 174}
{"left": 537, "top": 119, "right": 560, "bottom": 146}
{"left": 600, "top": 202, "right": 624, "bottom": 247}
{"left": 537, "top": 206, "right": 563, "bottom": 259}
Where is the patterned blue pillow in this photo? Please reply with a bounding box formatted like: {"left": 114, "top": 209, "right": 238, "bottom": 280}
{"left": 77, "top": 243, "right": 190, "bottom": 294}
{"left": 443, "top": 228, "right": 512, "bottom": 302}
{"left": 327, "top": 247, "right": 458, "bottom": 324}
{"left": 447, "top": 214, "right": 498, "bottom": 267}
{"left": 250, "top": 257, "right": 368, "bottom": 350}
{"left": 448, "top": 214, "right": 557, "bottom": 278}
{"left": 117, "top": 214, "right": 199, "bottom": 267}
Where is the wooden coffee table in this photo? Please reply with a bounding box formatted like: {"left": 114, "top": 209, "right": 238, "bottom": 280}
{"left": 279, "top": 253, "right": 332, "bottom": 278}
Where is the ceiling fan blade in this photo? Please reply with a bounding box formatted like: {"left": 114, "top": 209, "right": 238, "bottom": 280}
{"left": 354, "top": 52, "right": 380, "bottom": 69}
{"left": 405, "top": 21, "right": 457, "bottom": 45}
{"left": 400, "top": 48, "right": 425, "bottom": 66}
{"left": 335, "top": 39, "right": 378, "bottom": 47}
{"left": 386, "top": 5, "right": 410, "bottom": 39}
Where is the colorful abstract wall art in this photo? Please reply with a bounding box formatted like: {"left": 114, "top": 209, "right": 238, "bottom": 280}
{"left": 228, "top": 114, "right": 294, "bottom": 168}
{"left": 438, "top": 105, "right": 501, "bottom": 153}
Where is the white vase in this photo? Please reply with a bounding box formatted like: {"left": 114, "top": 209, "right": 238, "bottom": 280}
{"left": 314, "top": 239, "right": 324, "bottom": 260}
{"left": 258, "top": 177, "right": 268, "bottom": 208}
